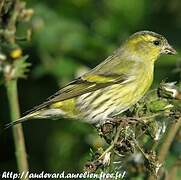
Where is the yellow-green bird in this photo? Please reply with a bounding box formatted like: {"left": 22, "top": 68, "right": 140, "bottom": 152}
{"left": 7, "top": 31, "right": 176, "bottom": 127}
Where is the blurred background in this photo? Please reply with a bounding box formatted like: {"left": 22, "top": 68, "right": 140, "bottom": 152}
{"left": 0, "top": 0, "right": 180, "bottom": 177}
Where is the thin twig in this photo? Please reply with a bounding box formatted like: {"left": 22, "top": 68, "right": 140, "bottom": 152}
{"left": 97, "top": 124, "right": 122, "bottom": 161}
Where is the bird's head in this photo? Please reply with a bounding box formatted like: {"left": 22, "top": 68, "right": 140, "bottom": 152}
{"left": 124, "top": 31, "right": 176, "bottom": 62}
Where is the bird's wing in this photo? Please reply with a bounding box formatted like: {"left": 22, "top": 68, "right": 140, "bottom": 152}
{"left": 27, "top": 51, "right": 136, "bottom": 113}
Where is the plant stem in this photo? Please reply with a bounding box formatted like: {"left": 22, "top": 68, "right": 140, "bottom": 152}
{"left": 158, "top": 118, "right": 181, "bottom": 163}
{"left": 6, "top": 79, "right": 29, "bottom": 179}
{"left": 148, "top": 118, "right": 181, "bottom": 180}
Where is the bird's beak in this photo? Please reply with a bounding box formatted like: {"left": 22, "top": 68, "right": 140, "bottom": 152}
{"left": 162, "top": 43, "right": 177, "bottom": 55}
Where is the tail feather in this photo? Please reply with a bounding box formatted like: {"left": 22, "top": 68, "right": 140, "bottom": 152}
{"left": 5, "top": 107, "right": 67, "bottom": 130}
{"left": 5, "top": 112, "right": 38, "bottom": 129}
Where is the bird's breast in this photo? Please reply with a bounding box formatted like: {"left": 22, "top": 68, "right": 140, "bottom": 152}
{"left": 76, "top": 63, "right": 154, "bottom": 124}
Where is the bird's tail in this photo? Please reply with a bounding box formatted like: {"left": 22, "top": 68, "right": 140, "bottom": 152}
{"left": 5, "top": 112, "right": 39, "bottom": 129}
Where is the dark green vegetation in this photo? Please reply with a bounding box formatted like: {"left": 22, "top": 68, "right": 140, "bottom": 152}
{"left": 0, "top": 0, "right": 180, "bottom": 179}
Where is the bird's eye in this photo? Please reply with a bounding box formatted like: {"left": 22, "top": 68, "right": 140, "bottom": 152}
{"left": 153, "top": 40, "right": 160, "bottom": 46}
